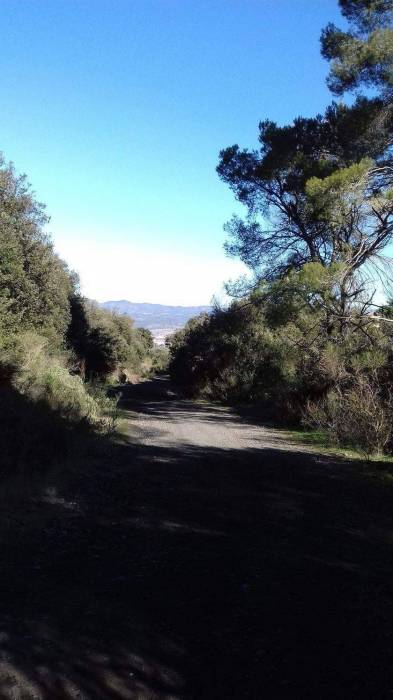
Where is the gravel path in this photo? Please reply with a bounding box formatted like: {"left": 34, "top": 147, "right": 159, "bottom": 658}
{"left": 0, "top": 377, "right": 392, "bottom": 699}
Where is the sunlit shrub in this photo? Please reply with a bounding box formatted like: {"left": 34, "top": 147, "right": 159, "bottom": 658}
{"left": 305, "top": 372, "right": 393, "bottom": 458}
{"left": 1, "top": 332, "right": 116, "bottom": 430}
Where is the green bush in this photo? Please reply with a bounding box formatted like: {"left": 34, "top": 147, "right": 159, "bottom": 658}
{"left": 67, "top": 300, "right": 156, "bottom": 380}
{"left": 1, "top": 332, "right": 116, "bottom": 430}
{"left": 168, "top": 279, "right": 393, "bottom": 452}
{"left": 305, "top": 372, "right": 393, "bottom": 458}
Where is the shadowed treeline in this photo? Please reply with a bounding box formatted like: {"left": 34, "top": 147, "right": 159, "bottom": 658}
{"left": 0, "top": 378, "right": 392, "bottom": 698}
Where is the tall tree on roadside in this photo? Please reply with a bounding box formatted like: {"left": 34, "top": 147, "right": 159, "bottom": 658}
{"left": 217, "top": 1, "right": 393, "bottom": 321}
{"left": 218, "top": 102, "right": 393, "bottom": 299}
{"left": 0, "top": 157, "right": 74, "bottom": 343}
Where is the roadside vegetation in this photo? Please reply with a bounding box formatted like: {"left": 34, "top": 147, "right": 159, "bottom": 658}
{"left": 168, "top": 0, "right": 393, "bottom": 459}
{"left": 0, "top": 157, "right": 165, "bottom": 479}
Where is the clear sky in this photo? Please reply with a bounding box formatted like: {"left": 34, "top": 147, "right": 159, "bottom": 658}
{"left": 1, "top": 0, "right": 343, "bottom": 305}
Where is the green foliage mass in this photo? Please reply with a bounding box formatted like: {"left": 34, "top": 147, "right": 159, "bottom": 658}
{"left": 218, "top": 0, "right": 393, "bottom": 303}
{"left": 218, "top": 101, "right": 393, "bottom": 297}
{"left": 79, "top": 302, "right": 156, "bottom": 379}
{"left": 321, "top": 0, "right": 393, "bottom": 96}
{"left": 0, "top": 155, "right": 161, "bottom": 477}
{"left": 0, "top": 158, "right": 74, "bottom": 344}
{"left": 168, "top": 270, "right": 393, "bottom": 454}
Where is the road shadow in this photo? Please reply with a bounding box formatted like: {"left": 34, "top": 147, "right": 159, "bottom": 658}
{"left": 0, "top": 378, "right": 392, "bottom": 698}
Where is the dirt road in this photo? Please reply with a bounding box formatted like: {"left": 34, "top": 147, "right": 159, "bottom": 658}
{"left": 0, "top": 377, "right": 392, "bottom": 699}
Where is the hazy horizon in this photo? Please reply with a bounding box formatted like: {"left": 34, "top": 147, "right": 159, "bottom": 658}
{"left": 100, "top": 300, "right": 212, "bottom": 309}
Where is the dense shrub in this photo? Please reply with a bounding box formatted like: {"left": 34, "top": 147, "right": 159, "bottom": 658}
{"left": 168, "top": 274, "right": 393, "bottom": 453}
{"left": 1, "top": 332, "right": 116, "bottom": 429}
{"left": 67, "top": 299, "right": 156, "bottom": 380}
{"left": 305, "top": 372, "right": 393, "bottom": 458}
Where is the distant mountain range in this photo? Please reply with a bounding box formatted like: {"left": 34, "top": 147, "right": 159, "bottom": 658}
{"left": 100, "top": 300, "right": 211, "bottom": 344}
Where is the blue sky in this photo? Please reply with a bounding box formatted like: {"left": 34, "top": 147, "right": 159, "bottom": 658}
{"left": 1, "top": 0, "right": 343, "bottom": 304}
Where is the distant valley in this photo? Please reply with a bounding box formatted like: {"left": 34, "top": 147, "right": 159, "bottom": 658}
{"left": 100, "top": 300, "right": 211, "bottom": 344}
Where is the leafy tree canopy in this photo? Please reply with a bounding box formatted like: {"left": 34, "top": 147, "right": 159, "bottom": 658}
{"left": 0, "top": 156, "right": 75, "bottom": 344}
{"left": 217, "top": 101, "right": 393, "bottom": 296}
{"left": 321, "top": 0, "right": 393, "bottom": 95}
